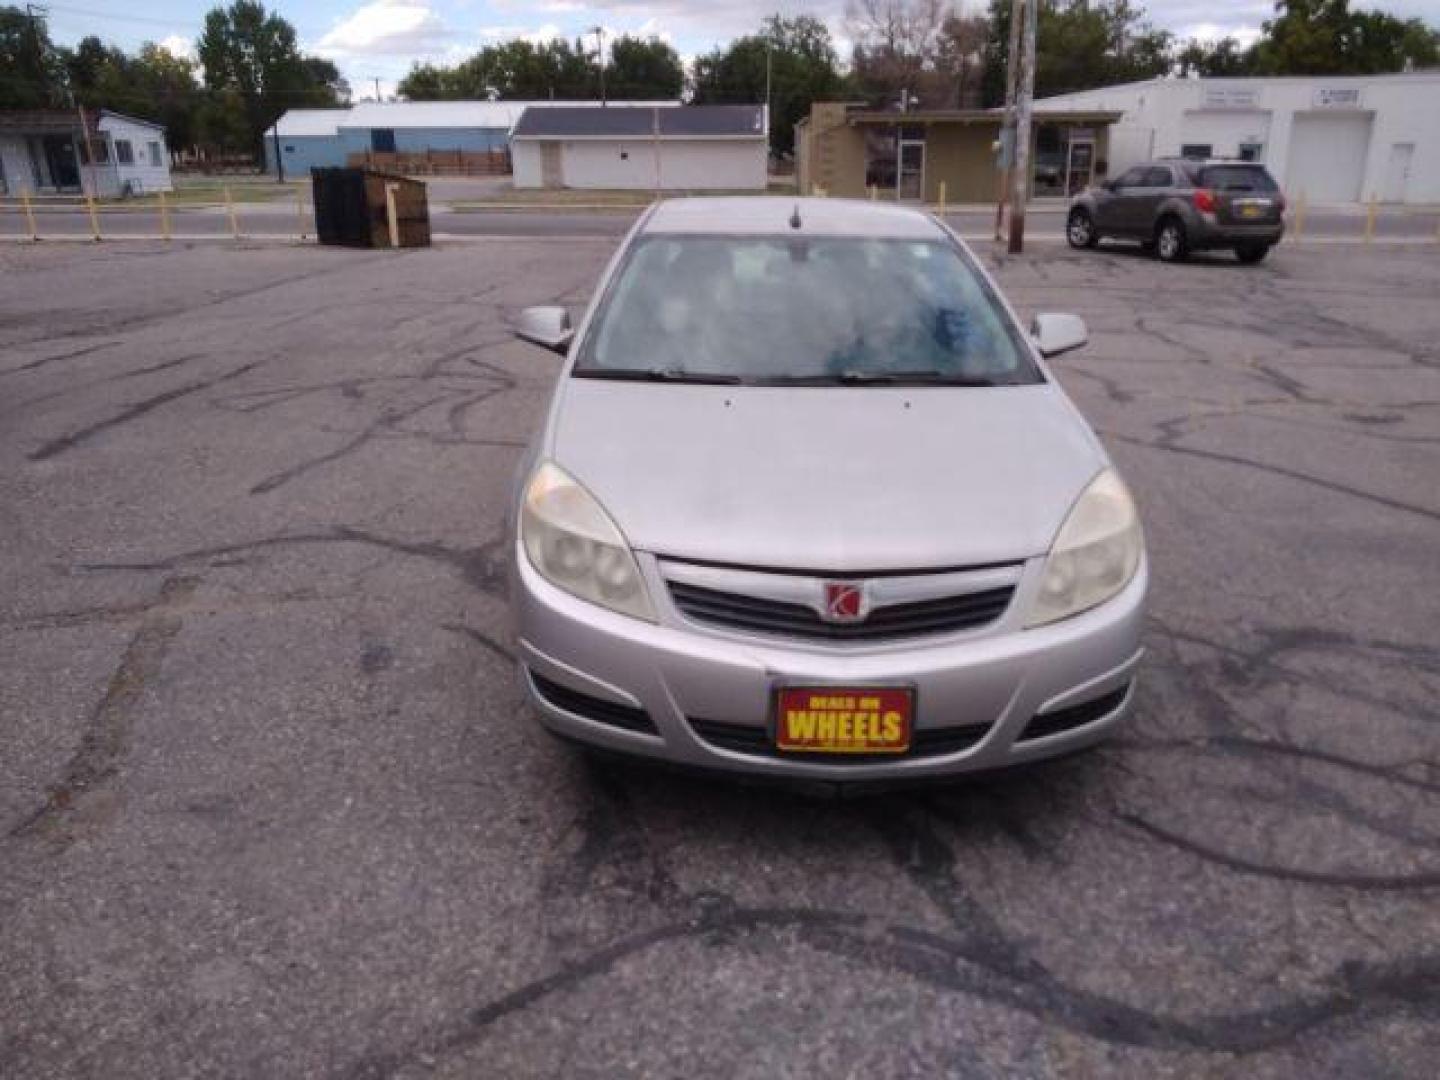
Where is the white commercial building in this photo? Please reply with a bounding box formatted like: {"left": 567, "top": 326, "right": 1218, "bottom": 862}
{"left": 0, "top": 109, "right": 172, "bottom": 197}
{"left": 1035, "top": 73, "right": 1440, "bottom": 204}
{"left": 510, "top": 105, "right": 768, "bottom": 190}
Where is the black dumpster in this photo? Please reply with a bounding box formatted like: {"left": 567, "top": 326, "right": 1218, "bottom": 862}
{"left": 311, "top": 167, "right": 430, "bottom": 249}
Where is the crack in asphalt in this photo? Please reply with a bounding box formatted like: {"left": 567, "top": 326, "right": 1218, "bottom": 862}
{"left": 6, "top": 575, "right": 198, "bottom": 846}
{"left": 1105, "top": 430, "right": 1440, "bottom": 524}
{"left": 75, "top": 526, "right": 510, "bottom": 599}
{"left": 27, "top": 361, "right": 261, "bottom": 461}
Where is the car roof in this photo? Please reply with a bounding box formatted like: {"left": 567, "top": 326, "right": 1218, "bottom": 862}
{"left": 642, "top": 197, "right": 949, "bottom": 240}
{"left": 1154, "top": 158, "right": 1270, "bottom": 168}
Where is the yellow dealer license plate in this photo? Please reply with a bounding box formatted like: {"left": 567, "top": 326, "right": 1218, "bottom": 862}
{"left": 774, "top": 687, "right": 913, "bottom": 754}
{"left": 1240, "top": 204, "right": 1263, "bottom": 218}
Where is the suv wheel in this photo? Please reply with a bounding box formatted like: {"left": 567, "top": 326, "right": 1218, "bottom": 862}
{"left": 1155, "top": 218, "right": 1188, "bottom": 263}
{"left": 1066, "top": 209, "right": 1098, "bottom": 249}
{"left": 1235, "top": 243, "right": 1270, "bottom": 265}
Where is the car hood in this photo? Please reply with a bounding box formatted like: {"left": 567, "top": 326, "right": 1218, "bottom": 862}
{"left": 550, "top": 380, "right": 1107, "bottom": 571}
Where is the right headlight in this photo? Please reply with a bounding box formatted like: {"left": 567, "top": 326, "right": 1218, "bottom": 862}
{"left": 1027, "top": 469, "right": 1142, "bottom": 628}
{"left": 520, "top": 461, "right": 655, "bottom": 622}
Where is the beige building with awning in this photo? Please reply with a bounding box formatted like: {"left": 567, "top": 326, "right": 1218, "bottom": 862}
{"left": 795, "top": 103, "right": 1122, "bottom": 204}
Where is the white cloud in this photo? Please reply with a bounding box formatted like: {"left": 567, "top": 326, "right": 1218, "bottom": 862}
{"left": 477, "top": 22, "right": 564, "bottom": 45}
{"left": 1177, "top": 22, "right": 1264, "bottom": 48}
{"left": 317, "top": 0, "right": 451, "bottom": 58}
{"left": 157, "top": 34, "right": 196, "bottom": 61}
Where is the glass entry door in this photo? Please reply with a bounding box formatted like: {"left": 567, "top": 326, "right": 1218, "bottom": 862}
{"left": 898, "top": 139, "right": 925, "bottom": 201}
{"left": 1065, "top": 137, "right": 1095, "bottom": 196}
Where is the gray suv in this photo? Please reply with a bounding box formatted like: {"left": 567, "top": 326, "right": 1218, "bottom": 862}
{"left": 1067, "top": 160, "right": 1285, "bottom": 264}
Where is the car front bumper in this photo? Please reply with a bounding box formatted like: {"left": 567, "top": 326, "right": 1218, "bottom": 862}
{"left": 511, "top": 543, "right": 1147, "bottom": 783}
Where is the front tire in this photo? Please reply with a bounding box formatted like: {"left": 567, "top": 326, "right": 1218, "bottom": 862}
{"left": 1235, "top": 243, "right": 1270, "bottom": 265}
{"left": 1067, "top": 209, "right": 1098, "bottom": 249}
{"left": 1155, "top": 218, "right": 1188, "bottom": 262}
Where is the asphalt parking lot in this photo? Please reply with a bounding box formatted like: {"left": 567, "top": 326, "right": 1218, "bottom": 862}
{"left": 2, "top": 238, "right": 1437, "bottom": 1078}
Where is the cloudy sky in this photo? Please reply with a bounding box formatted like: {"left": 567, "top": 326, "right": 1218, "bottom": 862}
{"left": 38, "top": 1, "right": 1440, "bottom": 99}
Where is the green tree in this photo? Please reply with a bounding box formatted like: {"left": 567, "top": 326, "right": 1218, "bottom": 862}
{"left": 198, "top": 1, "right": 344, "bottom": 157}
{"left": 1251, "top": 0, "right": 1438, "bottom": 74}
{"left": 691, "top": 15, "right": 846, "bottom": 156}
{"left": 0, "top": 4, "right": 67, "bottom": 107}
{"left": 131, "top": 43, "right": 202, "bottom": 150}
{"left": 401, "top": 35, "right": 680, "bottom": 102}
{"left": 1173, "top": 36, "right": 1255, "bottom": 77}
{"left": 397, "top": 62, "right": 449, "bottom": 100}
{"left": 980, "top": 0, "right": 1171, "bottom": 107}
{"left": 607, "top": 35, "right": 683, "bottom": 99}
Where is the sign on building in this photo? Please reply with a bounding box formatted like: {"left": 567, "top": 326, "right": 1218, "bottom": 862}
{"left": 1313, "top": 86, "right": 1362, "bottom": 108}
{"left": 1201, "top": 87, "right": 1260, "bottom": 109}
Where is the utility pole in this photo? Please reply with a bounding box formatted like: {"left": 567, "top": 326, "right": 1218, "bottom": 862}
{"left": 593, "top": 26, "right": 607, "bottom": 106}
{"left": 272, "top": 123, "right": 285, "bottom": 183}
{"left": 26, "top": 3, "right": 99, "bottom": 199}
{"left": 1008, "top": 0, "right": 1037, "bottom": 254}
{"left": 373, "top": 77, "right": 382, "bottom": 102}
{"left": 764, "top": 38, "right": 772, "bottom": 120}
{"left": 994, "top": 0, "right": 1024, "bottom": 241}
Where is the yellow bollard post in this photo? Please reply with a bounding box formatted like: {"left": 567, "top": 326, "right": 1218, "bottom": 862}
{"left": 938, "top": 180, "right": 947, "bottom": 216}
{"left": 225, "top": 185, "right": 239, "bottom": 240}
{"left": 158, "top": 190, "right": 172, "bottom": 241}
{"left": 21, "top": 191, "right": 38, "bottom": 241}
{"left": 1364, "top": 196, "right": 1377, "bottom": 244}
{"left": 85, "top": 191, "right": 100, "bottom": 241}
{"left": 1293, "top": 191, "right": 1306, "bottom": 240}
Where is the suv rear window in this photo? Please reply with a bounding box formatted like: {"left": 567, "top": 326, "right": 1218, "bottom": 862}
{"left": 1196, "top": 165, "right": 1278, "bottom": 193}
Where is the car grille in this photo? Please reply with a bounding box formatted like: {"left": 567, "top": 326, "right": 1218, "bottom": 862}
{"left": 689, "top": 717, "right": 990, "bottom": 762}
{"left": 1017, "top": 683, "right": 1131, "bottom": 742}
{"left": 668, "top": 580, "right": 1015, "bottom": 642}
{"left": 527, "top": 669, "right": 657, "bottom": 735}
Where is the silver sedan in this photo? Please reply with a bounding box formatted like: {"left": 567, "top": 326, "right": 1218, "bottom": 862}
{"left": 508, "top": 197, "right": 1146, "bottom": 784}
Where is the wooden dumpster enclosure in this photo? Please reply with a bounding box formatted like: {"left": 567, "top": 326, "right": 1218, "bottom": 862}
{"left": 311, "top": 168, "right": 430, "bottom": 249}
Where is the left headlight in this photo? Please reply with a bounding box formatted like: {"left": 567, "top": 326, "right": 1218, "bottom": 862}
{"left": 1027, "top": 468, "right": 1143, "bottom": 628}
{"left": 521, "top": 461, "right": 656, "bottom": 622}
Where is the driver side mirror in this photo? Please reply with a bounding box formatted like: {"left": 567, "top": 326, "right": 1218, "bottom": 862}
{"left": 1031, "top": 312, "right": 1088, "bottom": 358}
{"left": 515, "top": 306, "right": 573, "bottom": 355}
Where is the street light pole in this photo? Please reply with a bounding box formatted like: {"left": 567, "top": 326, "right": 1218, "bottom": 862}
{"left": 1008, "top": 0, "right": 1037, "bottom": 254}
{"left": 593, "top": 26, "right": 607, "bottom": 106}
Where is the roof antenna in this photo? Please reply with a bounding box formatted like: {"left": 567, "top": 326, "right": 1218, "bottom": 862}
{"left": 789, "top": 203, "right": 802, "bottom": 230}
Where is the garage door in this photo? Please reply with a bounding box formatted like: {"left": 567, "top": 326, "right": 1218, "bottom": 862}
{"left": 1285, "top": 114, "right": 1372, "bottom": 202}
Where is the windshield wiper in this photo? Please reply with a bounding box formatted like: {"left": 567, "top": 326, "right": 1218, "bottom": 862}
{"left": 761, "top": 371, "right": 1006, "bottom": 387}
{"left": 574, "top": 367, "right": 743, "bottom": 385}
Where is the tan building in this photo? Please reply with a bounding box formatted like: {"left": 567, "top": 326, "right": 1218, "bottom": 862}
{"left": 795, "top": 103, "right": 1121, "bottom": 204}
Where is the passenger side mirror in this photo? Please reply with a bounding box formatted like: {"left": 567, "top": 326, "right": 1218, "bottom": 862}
{"left": 1031, "top": 312, "right": 1088, "bottom": 358}
{"left": 515, "top": 306, "right": 573, "bottom": 355}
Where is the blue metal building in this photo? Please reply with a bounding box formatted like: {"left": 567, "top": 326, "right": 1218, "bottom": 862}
{"left": 266, "top": 100, "right": 680, "bottom": 177}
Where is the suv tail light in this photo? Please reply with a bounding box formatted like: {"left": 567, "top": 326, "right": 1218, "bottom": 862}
{"left": 1192, "top": 188, "right": 1217, "bottom": 213}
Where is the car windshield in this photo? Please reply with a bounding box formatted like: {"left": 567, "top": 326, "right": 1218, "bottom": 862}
{"left": 575, "top": 235, "right": 1039, "bottom": 386}
{"left": 1197, "top": 166, "right": 1278, "bottom": 193}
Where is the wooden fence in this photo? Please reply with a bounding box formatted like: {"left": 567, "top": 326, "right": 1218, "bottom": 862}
{"left": 344, "top": 149, "right": 510, "bottom": 176}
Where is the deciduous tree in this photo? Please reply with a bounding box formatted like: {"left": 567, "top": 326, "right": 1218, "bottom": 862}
{"left": 0, "top": 4, "right": 67, "bottom": 108}
{"left": 690, "top": 15, "right": 846, "bottom": 156}
{"left": 198, "top": 1, "right": 344, "bottom": 157}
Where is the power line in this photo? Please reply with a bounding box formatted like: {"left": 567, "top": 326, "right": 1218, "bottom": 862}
{"left": 41, "top": 3, "right": 200, "bottom": 31}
